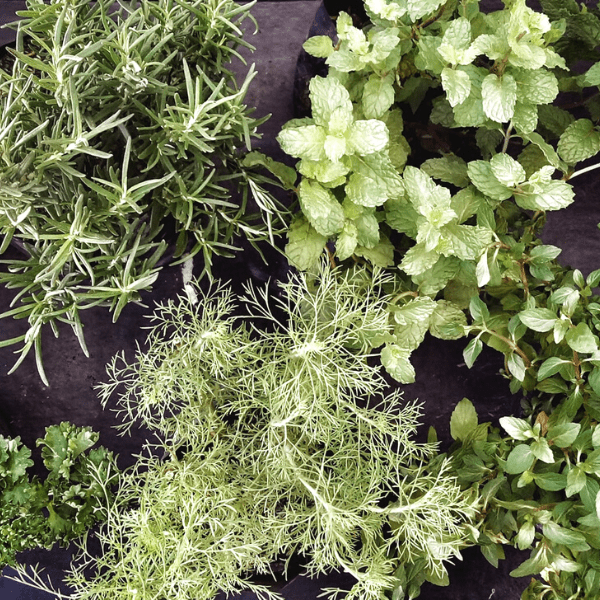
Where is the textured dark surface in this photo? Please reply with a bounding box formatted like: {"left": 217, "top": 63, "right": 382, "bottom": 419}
{"left": 0, "top": 1, "right": 599, "bottom": 600}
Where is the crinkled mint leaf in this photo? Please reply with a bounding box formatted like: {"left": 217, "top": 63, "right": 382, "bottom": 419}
{"left": 354, "top": 233, "right": 394, "bottom": 267}
{"left": 415, "top": 36, "right": 445, "bottom": 75}
{"left": 381, "top": 344, "right": 415, "bottom": 383}
{"left": 285, "top": 215, "right": 327, "bottom": 271}
{"left": 514, "top": 68, "right": 559, "bottom": 105}
{"left": 354, "top": 212, "right": 380, "bottom": 248}
{"left": 450, "top": 398, "right": 478, "bottom": 441}
{"left": 407, "top": 0, "right": 445, "bottom": 21}
{"left": 515, "top": 180, "right": 574, "bottom": 211}
{"left": 362, "top": 74, "right": 395, "bottom": 119}
{"left": 429, "top": 300, "right": 466, "bottom": 339}
{"left": 347, "top": 119, "right": 389, "bottom": 155}
{"left": 346, "top": 172, "right": 388, "bottom": 207}
{"left": 557, "top": 118, "right": 600, "bottom": 164}
{"left": 326, "top": 48, "right": 363, "bottom": 72}
{"left": 335, "top": 221, "right": 358, "bottom": 261}
{"left": 441, "top": 67, "right": 471, "bottom": 107}
{"left": 443, "top": 223, "right": 493, "bottom": 261}
{"left": 537, "top": 104, "right": 574, "bottom": 139}
{"left": 584, "top": 61, "right": 600, "bottom": 87}
{"left": 490, "top": 153, "right": 526, "bottom": 187}
{"left": 467, "top": 160, "right": 513, "bottom": 201}
{"left": 309, "top": 76, "right": 353, "bottom": 129}
{"left": 453, "top": 66, "right": 487, "bottom": 127}
{"left": 298, "top": 158, "right": 349, "bottom": 187}
{"left": 392, "top": 296, "right": 437, "bottom": 326}
{"left": 512, "top": 102, "right": 538, "bottom": 134}
{"left": 422, "top": 155, "right": 469, "bottom": 188}
{"left": 277, "top": 124, "right": 327, "bottom": 161}
{"left": 303, "top": 36, "right": 334, "bottom": 59}
{"left": 482, "top": 73, "right": 517, "bottom": 123}
{"left": 298, "top": 179, "right": 345, "bottom": 236}
{"left": 400, "top": 243, "right": 440, "bottom": 276}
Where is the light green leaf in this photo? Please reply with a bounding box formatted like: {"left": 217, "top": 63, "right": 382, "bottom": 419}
{"left": 469, "top": 295, "right": 489, "bottom": 323}
{"left": 507, "top": 352, "right": 527, "bottom": 382}
{"left": 589, "top": 366, "right": 600, "bottom": 397}
{"left": 303, "top": 36, "right": 334, "bottom": 58}
{"left": 463, "top": 337, "right": 483, "bottom": 368}
{"left": 537, "top": 357, "right": 570, "bottom": 381}
{"left": 429, "top": 301, "right": 466, "bottom": 340}
{"left": 348, "top": 119, "right": 389, "bottom": 155}
{"left": 481, "top": 73, "right": 517, "bottom": 123}
{"left": 394, "top": 319, "right": 430, "bottom": 351}
{"left": 543, "top": 522, "right": 590, "bottom": 551}
{"left": 381, "top": 344, "right": 415, "bottom": 383}
{"left": 277, "top": 124, "right": 327, "bottom": 161}
{"left": 592, "top": 426, "right": 600, "bottom": 449}
{"left": 490, "top": 153, "right": 526, "bottom": 187}
{"left": 285, "top": 215, "right": 327, "bottom": 271}
{"left": 354, "top": 212, "right": 380, "bottom": 248}
{"left": 584, "top": 62, "right": 600, "bottom": 87}
{"left": 393, "top": 296, "right": 437, "bottom": 325}
{"left": 362, "top": 75, "right": 395, "bottom": 119}
{"left": 415, "top": 36, "right": 445, "bottom": 75}
{"left": 349, "top": 153, "right": 404, "bottom": 202}
{"left": 355, "top": 233, "right": 395, "bottom": 267}
{"left": 297, "top": 158, "right": 349, "bottom": 186}
{"left": 400, "top": 243, "right": 439, "bottom": 276}
{"left": 534, "top": 472, "right": 567, "bottom": 491}
{"left": 406, "top": 0, "right": 445, "bottom": 21}
{"left": 530, "top": 438, "right": 554, "bottom": 463}
{"left": 335, "top": 221, "right": 358, "bottom": 261}
{"left": 467, "top": 160, "right": 513, "bottom": 201}
{"left": 346, "top": 173, "right": 388, "bottom": 207}
{"left": 515, "top": 69, "right": 559, "bottom": 105}
{"left": 547, "top": 423, "right": 580, "bottom": 448}
{"left": 519, "top": 308, "right": 557, "bottom": 332}
{"left": 326, "top": 48, "right": 363, "bottom": 72}
{"left": 450, "top": 398, "right": 478, "bottom": 441}
{"left": 324, "top": 133, "right": 347, "bottom": 162}
{"left": 515, "top": 180, "right": 574, "bottom": 212}
{"left": 452, "top": 66, "right": 487, "bottom": 127}
{"left": 530, "top": 245, "right": 561, "bottom": 262}
{"left": 505, "top": 444, "right": 535, "bottom": 474}
{"left": 500, "top": 416, "right": 534, "bottom": 441}
{"left": 441, "top": 67, "right": 471, "bottom": 107}
{"left": 515, "top": 521, "right": 536, "bottom": 550}
{"left": 443, "top": 223, "right": 493, "bottom": 261}
{"left": 298, "top": 179, "right": 345, "bottom": 236}
{"left": 509, "top": 545, "right": 549, "bottom": 578}
{"left": 566, "top": 322, "right": 598, "bottom": 354}
{"left": 512, "top": 102, "right": 538, "bottom": 135}
{"left": 476, "top": 251, "right": 490, "bottom": 287}
{"left": 309, "top": 76, "right": 353, "bottom": 129}
{"left": 566, "top": 466, "right": 587, "bottom": 497}
{"left": 421, "top": 155, "right": 469, "bottom": 188}
{"left": 557, "top": 119, "right": 600, "bottom": 165}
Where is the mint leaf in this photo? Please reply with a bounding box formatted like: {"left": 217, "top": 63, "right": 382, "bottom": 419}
{"left": 348, "top": 119, "right": 389, "bottom": 155}
{"left": 537, "top": 356, "right": 570, "bottom": 380}
{"left": 515, "top": 69, "right": 559, "bottom": 105}
{"left": 354, "top": 212, "right": 380, "bottom": 248}
{"left": 362, "top": 75, "right": 395, "bottom": 119}
{"left": 277, "top": 124, "right": 327, "bottom": 161}
{"left": 566, "top": 322, "right": 598, "bottom": 354}
{"left": 500, "top": 417, "right": 534, "bottom": 441}
{"left": 429, "top": 301, "right": 466, "bottom": 340}
{"left": 303, "top": 36, "right": 334, "bottom": 59}
{"left": 400, "top": 243, "right": 439, "bottom": 276}
{"left": 406, "top": 0, "right": 445, "bottom": 21}
{"left": 512, "top": 102, "right": 538, "bottom": 135}
{"left": 450, "top": 398, "right": 478, "bottom": 441}
{"left": 463, "top": 337, "right": 483, "bottom": 368}
{"left": 421, "top": 155, "right": 469, "bottom": 188}
{"left": 298, "top": 179, "right": 345, "bottom": 236}
{"left": 481, "top": 73, "right": 517, "bottom": 123}
{"left": 557, "top": 119, "right": 600, "bottom": 164}
{"left": 519, "top": 308, "right": 557, "bottom": 332}
{"left": 285, "top": 215, "right": 327, "bottom": 271}
{"left": 516, "top": 180, "right": 574, "bottom": 211}
{"left": 392, "top": 297, "right": 437, "bottom": 325}
{"left": 309, "top": 76, "right": 353, "bottom": 129}
{"left": 355, "top": 234, "right": 395, "bottom": 267}
{"left": 467, "top": 160, "right": 513, "bottom": 201}
{"left": 507, "top": 352, "right": 526, "bottom": 382}
{"left": 547, "top": 423, "right": 580, "bottom": 448}
{"left": 584, "top": 61, "right": 600, "bottom": 87}
{"left": 335, "top": 221, "right": 358, "bottom": 261}
{"left": 490, "top": 153, "right": 526, "bottom": 187}
{"left": 441, "top": 67, "right": 471, "bottom": 107}
{"left": 505, "top": 444, "right": 535, "bottom": 474}
{"left": 381, "top": 344, "right": 415, "bottom": 383}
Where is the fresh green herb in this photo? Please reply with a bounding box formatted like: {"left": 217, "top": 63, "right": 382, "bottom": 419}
{"left": 58, "top": 262, "right": 475, "bottom": 600}
{"left": 0, "top": 0, "right": 288, "bottom": 384}
{"left": 0, "top": 422, "right": 118, "bottom": 568}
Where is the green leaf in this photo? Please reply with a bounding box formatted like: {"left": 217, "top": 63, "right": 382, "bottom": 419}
{"left": 537, "top": 356, "right": 570, "bottom": 380}
{"left": 490, "top": 153, "right": 526, "bottom": 187}
{"left": 566, "top": 466, "right": 587, "bottom": 497}
{"left": 400, "top": 243, "right": 439, "bottom": 276}
{"left": 530, "top": 438, "right": 554, "bottom": 463}
{"left": 348, "top": 120, "right": 389, "bottom": 156}
{"left": 505, "top": 444, "right": 535, "bottom": 474}
{"left": 392, "top": 297, "right": 437, "bottom": 325}
{"left": 499, "top": 416, "right": 534, "bottom": 441}
{"left": 557, "top": 119, "right": 600, "bottom": 164}
{"left": 381, "top": 344, "right": 416, "bottom": 383}
{"left": 566, "top": 322, "right": 598, "bottom": 354}
{"left": 509, "top": 545, "right": 549, "bottom": 577}
{"left": 303, "top": 36, "right": 334, "bottom": 58}
{"left": 421, "top": 155, "right": 469, "bottom": 188}
{"left": 548, "top": 423, "right": 581, "bottom": 448}
{"left": 515, "top": 69, "right": 559, "bottom": 105}
{"left": 335, "top": 221, "right": 358, "bottom": 261}
{"left": 507, "top": 352, "right": 527, "bottom": 382}
{"left": 277, "top": 124, "right": 327, "bottom": 161}
{"left": 354, "top": 212, "right": 380, "bottom": 248}
{"left": 309, "top": 76, "right": 353, "bottom": 129}
{"left": 362, "top": 75, "right": 395, "bottom": 119}
{"left": 481, "top": 73, "right": 517, "bottom": 123}
{"left": 406, "top": 0, "right": 445, "bottom": 21}
{"left": 450, "top": 398, "right": 478, "bottom": 441}
{"left": 285, "top": 215, "right": 327, "bottom": 271}
{"left": 463, "top": 337, "right": 483, "bottom": 368}
{"left": 298, "top": 179, "right": 345, "bottom": 237}
{"left": 429, "top": 301, "right": 466, "bottom": 340}
{"left": 537, "top": 104, "right": 575, "bottom": 139}
{"left": 242, "top": 151, "right": 297, "bottom": 189}
{"left": 467, "top": 160, "right": 513, "bottom": 201}
{"left": 519, "top": 308, "right": 558, "bottom": 332}
{"left": 441, "top": 67, "right": 471, "bottom": 107}
{"left": 543, "top": 522, "right": 590, "bottom": 551}
{"left": 515, "top": 180, "right": 575, "bottom": 212}
{"left": 534, "top": 472, "right": 567, "bottom": 491}
{"left": 469, "top": 295, "right": 489, "bottom": 323}
{"left": 354, "top": 234, "right": 395, "bottom": 267}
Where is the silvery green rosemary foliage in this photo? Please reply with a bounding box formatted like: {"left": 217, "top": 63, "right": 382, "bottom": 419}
{"left": 0, "top": 0, "right": 289, "bottom": 384}
{"left": 65, "top": 263, "right": 475, "bottom": 600}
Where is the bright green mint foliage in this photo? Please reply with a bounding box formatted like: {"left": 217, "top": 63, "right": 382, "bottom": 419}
{"left": 0, "top": 0, "right": 288, "bottom": 384}
{"left": 262, "top": 0, "right": 600, "bottom": 385}
{"left": 65, "top": 263, "right": 475, "bottom": 600}
{"left": 0, "top": 423, "right": 118, "bottom": 568}
{"left": 447, "top": 399, "right": 600, "bottom": 599}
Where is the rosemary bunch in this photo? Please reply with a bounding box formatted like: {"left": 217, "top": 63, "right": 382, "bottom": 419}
{"left": 0, "top": 0, "right": 289, "bottom": 383}
{"left": 64, "top": 263, "right": 475, "bottom": 600}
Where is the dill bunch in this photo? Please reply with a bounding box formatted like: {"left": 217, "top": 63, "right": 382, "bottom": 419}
{"left": 67, "top": 263, "right": 476, "bottom": 600}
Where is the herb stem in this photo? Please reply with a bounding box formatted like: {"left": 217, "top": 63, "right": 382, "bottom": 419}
{"left": 568, "top": 162, "right": 600, "bottom": 180}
